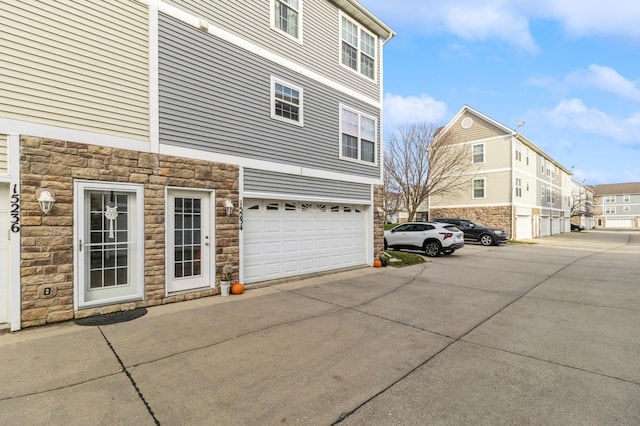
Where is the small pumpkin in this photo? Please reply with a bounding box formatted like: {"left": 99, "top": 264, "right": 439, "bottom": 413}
{"left": 230, "top": 282, "right": 244, "bottom": 294}
{"left": 373, "top": 259, "right": 382, "bottom": 268}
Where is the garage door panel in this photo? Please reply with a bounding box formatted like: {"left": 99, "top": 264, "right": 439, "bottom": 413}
{"left": 243, "top": 200, "right": 368, "bottom": 284}
{"left": 607, "top": 218, "right": 633, "bottom": 228}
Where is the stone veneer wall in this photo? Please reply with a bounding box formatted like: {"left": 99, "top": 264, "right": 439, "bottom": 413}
{"left": 429, "top": 206, "right": 513, "bottom": 238}
{"left": 373, "top": 184, "right": 384, "bottom": 260}
{"left": 19, "top": 136, "right": 239, "bottom": 328}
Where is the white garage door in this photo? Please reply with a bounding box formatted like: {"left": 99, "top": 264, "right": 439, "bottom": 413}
{"left": 243, "top": 200, "right": 368, "bottom": 284}
{"left": 515, "top": 215, "right": 532, "bottom": 240}
{"left": 606, "top": 218, "right": 633, "bottom": 228}
{"left": 551, "top": 217, "right": 561, "bottom": 235}
{"left": 540, "top": 216, "right": 551, "bottom": 237}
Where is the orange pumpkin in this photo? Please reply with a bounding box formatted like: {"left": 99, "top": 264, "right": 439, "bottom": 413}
{"left": 230, "top": 282, "right": 244, "bottom": 294}
{"left": 373, "top": 259, "right": 382, "bottom": 268}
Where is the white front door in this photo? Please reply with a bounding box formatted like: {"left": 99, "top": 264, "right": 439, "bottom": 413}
{"left": 167, "top": 190, "right": 213, "bottom": 293}
{"left": 0, "top": 183, "right": 9, "bottom": 323}
{"left": 75, "top": 182, "right": 145, "bottom": 308}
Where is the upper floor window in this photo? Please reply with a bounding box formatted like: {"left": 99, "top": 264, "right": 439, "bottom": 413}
{"left": 604, "top": 195, "right": 616, "bottom": 203}
{"left": 472, "top": 143, "right": 484, "bottom": 163}
{"left": 272, "top": 0, "right": 302, "bottom": 42}
{"left": 515, "top": 141, "right": 522, "bottom": 162}
{"left": 515, "top": 178, "right": 522, "bottom": 197}
{"left": 546, "top": 187, "right": 551, "bottom": 203}
{"left": 623, "top": 194, "right": 631, "bottom": 202}
{"left": 623, "top": 206, "right": 631, "bottom": 212}
{"left": 472, "top": 178, "right": 485, "bottom": 199}
{"left": 604, "top": 206, "right": 616, "bottom": 214}
{"left": 340, "top": 15, "right": 376, "bottom": 80}
{"left": 340, "top": 105, "right": 376, "bottom": 164}
{"left": 271, "top": 77, "right": 303, "bottom": 126}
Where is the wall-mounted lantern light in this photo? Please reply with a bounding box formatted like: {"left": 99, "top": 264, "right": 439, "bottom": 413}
{"left": 224, "top": 199, "right": 234, "bottom": 216}
{"left": 376, "top": 207, "right": 385, "bottom": 218}
{"left": 36, "top": 189, "right": 56, "bottom": 214}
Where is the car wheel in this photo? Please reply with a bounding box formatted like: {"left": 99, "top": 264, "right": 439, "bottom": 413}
{"left": 442, "top": 249, "right": 455, "bottom": 255}
{"left": 479, "top": 234, "right": 495, "bottom": 246}
{"left": 423, "top": 240, "right": 441, "bottom": 257}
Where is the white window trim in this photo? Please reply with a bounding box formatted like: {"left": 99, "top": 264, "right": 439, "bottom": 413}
{"left": 339, "top": 104, "right": 378, "bottom": 165}
{"left": 623, "top": 194, "right": 631, "bottom": 202}
{"left": 472, "top": 143, "right": 485, "bottom": 164}
{"left": 270, "top": 0, "right": 303, "bottom": 44}
{"left": 339, "top": 12, "right": 377, "bottom": 82}
{"left": 623, "top": 205, "right": 631, "bottom": 212}
{"left": 604, "top": 195, "right": 616, "bottom": 203}
{"left": 472, "top": 177, "right": 486, "bottom": 199}
{"left": 270, "top": 76, "right": 304, "bottom": 127}
{"left": 515, "top": 178, "right": 522, "bottom": 198}
{"left": 604, "top": 206, "right": 616, "bottom": 214}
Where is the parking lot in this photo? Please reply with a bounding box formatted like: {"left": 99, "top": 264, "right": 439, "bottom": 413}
{"left": 1, "top": 230, "right": 639, "bottom": 425}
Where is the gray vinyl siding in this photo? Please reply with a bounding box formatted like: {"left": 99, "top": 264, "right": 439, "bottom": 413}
{"left": 244, "top": 168, "right": 371, "bottom": 202}
{"left": 162, "top": 0, "right": 380, "bottom": 101}
{"left": 159, "top": 14, "right": 380, "bottom": 179}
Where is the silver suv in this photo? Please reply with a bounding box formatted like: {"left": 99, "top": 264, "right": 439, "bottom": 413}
{"left": 384, "top": 222, "right": 465, "bottom": 257}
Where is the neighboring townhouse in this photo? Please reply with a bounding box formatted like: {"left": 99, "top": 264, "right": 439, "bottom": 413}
{"left": 570, "top": 179, "right": 595, "bottom": 229}
{"left": 428, "top": 106, "right": 572, "bottom": 240}
{"left": 592, "top": 182, "right": 640, "bottom": 229}
{"left": 0, "top": 0, "right": 394, "bottom": 330}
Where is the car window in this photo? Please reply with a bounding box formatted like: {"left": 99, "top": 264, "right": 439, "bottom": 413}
{"left": 425, "top": 224, "right": 435, "bottom": 230}
{"left": 394, "top": 224, "right": 412, "bottom": 232}
{"left": 411, "top": 224, "right": 426, "bottom": 231}
{"left": 443, "top": 225, "right": 460, "bottom": 232}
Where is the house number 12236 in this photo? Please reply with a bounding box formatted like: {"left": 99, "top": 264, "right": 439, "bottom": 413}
{"left": 10, "top": 184, "right": 20, "bottom": 233}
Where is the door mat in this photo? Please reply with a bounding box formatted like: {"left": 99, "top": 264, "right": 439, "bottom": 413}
{"left": 74, "top": 308, "right": 148, "bottom": 326}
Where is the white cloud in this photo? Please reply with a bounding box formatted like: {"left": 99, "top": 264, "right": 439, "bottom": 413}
{"left": 360, "top": 0, "right": 640, "bottom": 50}
{"left": 566, "top": 65, "right": 640, "bottom": 102}
{"left": 539, "top": 0, "right": 640, "bottom": 40}
{"left": 383, "top": 93, "right": 448, "bottom": 134}
{"left": 546, "top": 98, "right": 640, "bottom": 145}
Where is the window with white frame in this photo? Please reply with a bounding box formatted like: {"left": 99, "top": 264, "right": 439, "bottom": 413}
{"left": 540, "top": 157, "right": 545, "bottom": 173}
{"left": 340, "top": 15, "right": 376, "bottom": 80}
{"left": 271, "top": 77, "right": 303, "bottom": 125}
{"left": 623, "top": 194, "right": 631, "bottom": 202}
{"left": 515, "top": 178, "right": 522, "bottom": 197}
{"left": 546, "top": 188, "right": 551, "bottom": 203}
{"left": 340, "top": 106, "right": 376, "bottom": 163}
{"left": 623, "top": 206, "right": 631, "bottom": 212}
{"left": 272, "top": 0, "right": 301, "bottom": 41}
{"left": 604, "top": 195, "right": 616, "bottom": 203}
{"left": 473, "top": 178, "right": 485, "bottom": 198}
{"left": 604, "top": 206, "right": 616, "bottom": 214}
{"left": 472, "top": 143, "right": 484, "bottom": 163}
{"left": 515, "top": 141, "right": 522, "bottom": 162}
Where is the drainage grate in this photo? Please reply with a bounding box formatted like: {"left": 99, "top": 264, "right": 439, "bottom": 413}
{"left": 74, "top": 308, "right": 148, "bottom": 326}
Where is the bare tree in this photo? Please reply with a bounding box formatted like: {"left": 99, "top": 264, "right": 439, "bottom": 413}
{"left": 570, "top": 186, "right": 594, "bottom": 218}
{"left": 385, "top": 122, "right": 474, "bottom": 221}
{"left": 382, "top": 164, "right": 402, "bottom": 222}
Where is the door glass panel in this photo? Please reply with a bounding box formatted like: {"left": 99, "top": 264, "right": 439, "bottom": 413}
{"left": 174, "top": 197, "right": 202, "bottom": 279}
{"left": 86, "top": 192, "right": 131, "bottom": 290}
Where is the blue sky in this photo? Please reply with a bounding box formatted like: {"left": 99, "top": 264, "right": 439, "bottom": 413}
{"left": 359, "top": 0, "right": 640, "bottom": 185}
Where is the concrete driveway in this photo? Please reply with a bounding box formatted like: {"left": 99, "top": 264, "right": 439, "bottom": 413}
{"left": 1, "top": 230, "right": 639, "bottom": 425}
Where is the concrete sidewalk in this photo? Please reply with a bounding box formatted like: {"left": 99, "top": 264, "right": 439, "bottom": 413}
{"left": 1, "top": 231, "right": 639, "bottom": 425}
